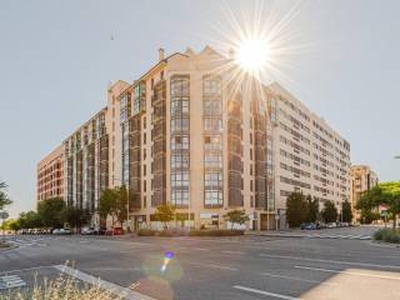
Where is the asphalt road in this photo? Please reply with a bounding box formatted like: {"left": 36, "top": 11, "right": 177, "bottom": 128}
{"left": 1, "top": 229, "right": 400, "bottom": 300}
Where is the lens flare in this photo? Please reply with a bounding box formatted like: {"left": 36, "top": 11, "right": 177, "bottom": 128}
{"left": 161, "top": 251, "right": 175, "bottom": 273}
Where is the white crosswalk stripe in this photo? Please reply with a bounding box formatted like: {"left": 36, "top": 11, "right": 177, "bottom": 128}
{"left": 0, "top": 275, "right": 26, "bottom": 290}
{"left": 306, "top": 234, "right": 371, "bottom": 240}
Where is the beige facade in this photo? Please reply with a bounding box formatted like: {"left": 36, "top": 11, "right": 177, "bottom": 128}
{"left": 37, "top": 145, "right": 64, "bottom": 202}
{"left": 350, "top": 165, "right": 379, "bottom": 218}
{"left": 267, "top": 84, "right": 352, "bottom": 227}
{"left": 37, "top": 46, "right": 352, "bottom": 230}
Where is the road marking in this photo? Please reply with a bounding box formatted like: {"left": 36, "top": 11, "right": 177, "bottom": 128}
{"left": 259, "top": 253, "right": 400, "bottom": 270}
{"left": 233, "top": 285, "right": 302, "bottom": 300}
{"left": 294, "top": 265, "right": 400, "bottom": 281}
{"left": 53, "top": 265, "right": 155, "bottom": 300}
{"left": 0, "top": 266, "right": 53, "bottom": 275}
{"left": 187, "top": 262, "right": 238, "bottom": 271}
{"left": 192, "top": 247, "right": 210, "bottom": 251}
{"left": 0, "top": 275, "right": 26, "bottom": 290}
{"left": 260, "top": 272, "right": 334, "bottom": 286}
{"left": 222, "top": 250, "right": 245, "bottom": 255}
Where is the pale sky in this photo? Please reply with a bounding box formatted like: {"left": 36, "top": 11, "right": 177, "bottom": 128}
{"left": 1, "top": 0, "right": 400, "bottom": 218}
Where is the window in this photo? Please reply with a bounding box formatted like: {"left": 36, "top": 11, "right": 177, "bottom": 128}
{"left": 203, "top": 76, "right": 223, "bottom": 206}
{"left": 170, "top": 76, "right": 191, "bottom": 207}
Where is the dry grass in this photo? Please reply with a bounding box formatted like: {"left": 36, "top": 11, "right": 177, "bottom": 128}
{"left": 0, "top": 272, "right": 123, "bottom": 300}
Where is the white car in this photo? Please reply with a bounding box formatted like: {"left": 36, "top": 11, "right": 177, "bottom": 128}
{"left": 327, "top": 222, "right": 337, "bottom": 229}
{"left": 81, "top": 227, "right": 96, "bottom": 235}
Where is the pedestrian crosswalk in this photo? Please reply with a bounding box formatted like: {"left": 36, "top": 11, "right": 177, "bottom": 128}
{"left": 305, "top": 234, "right": 371, "bottom": 240}
{"left": 0, "top": 275, "right": 26, "bottom": 290}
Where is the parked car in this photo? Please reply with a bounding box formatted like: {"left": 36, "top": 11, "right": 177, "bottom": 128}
{"left": 81, "top": 227, "right": 96, "bottom": 235}
{"left": 300, "top": 223, "right": 317, "bottom": 230}
{"left": 57, "top": 228, "right": 72, "bottom": 235}
{"left": 95, "top": 227, "right": 107, "bottom": 235}
{"left": 326, "top": 222, "right": 337, "bottom": 229}
{"left": 105, "top": 227, "right": 124, "bottom": 235}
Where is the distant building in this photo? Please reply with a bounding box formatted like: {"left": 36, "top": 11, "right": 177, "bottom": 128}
{"left": 37, "top": 46, "right": 351, "bottom": 230}
{"left": 37, "top": 145, "right": 64, "bottom": 202}
{"left": 350, "top": 165, "right": 379, "bottom": 220}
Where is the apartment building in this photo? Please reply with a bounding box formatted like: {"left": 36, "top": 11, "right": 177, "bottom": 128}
{"left": 266, "top": 83, "right": 351, "bottom": 228}
{"left": 62, "top": 108, "right": 110, "bottom": 224}
{"left": 350, "top": 165, "right": 379, "bottom": 219}
{"left": 37, "top": 145, "right": 64, "bottom": 202}
{"left": 114, "top": 47, "right": 271, "bottom": 230}
{"left": 37, "top": 46, "right": 351, "bottom": 230}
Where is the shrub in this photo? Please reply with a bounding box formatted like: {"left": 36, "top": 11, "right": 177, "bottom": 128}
{"left": 188, "top": 229, "right": 244, "bottom": 237}
{"left": 137, "top": 229, "right": 156, "bottom": 236}
{"left": 374, "top": 228, "right": 400, "bottom": 243}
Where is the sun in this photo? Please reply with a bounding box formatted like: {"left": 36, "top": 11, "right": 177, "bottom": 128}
{"left": 235, "top": 38, "right": 270, "bottom": 74}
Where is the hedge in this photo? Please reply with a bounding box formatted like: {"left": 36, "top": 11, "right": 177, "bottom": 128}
{"left": 137, "top": 229, "right": 156, "bottom": 236}
{"left": 188, "top": 230, "right": 244, "bottom": 236}
{"left": 373, "top": 228, "right": 400, "bottom": 243}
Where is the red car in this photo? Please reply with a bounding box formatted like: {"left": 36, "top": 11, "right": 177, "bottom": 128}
{"left": 105, "top": 227, "right": 124, "bottom": 235}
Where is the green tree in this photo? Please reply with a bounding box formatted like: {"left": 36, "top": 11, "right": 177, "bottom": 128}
{"left": 360, "top": 209, "right": 380, "bottom": 224}
{"left": 341, "top": 200, "right": 353, "bottom": 223}
{"left": 7, "top": 219, "right": 20, "bottom": 231}
{"left": 18, "top": 211, "right": 42, "bottom": 228}
{"left": 356, "top": 182, "right": 400, "bottom": 228}
{"left": 98, "top": 186, "right": 127, "bottom": 226}
{"left": 0, "top": 182, "right": 12, "bottom": 211}
{"left": 37, "top": 198, "right": 65, "bottom": 228}
{"left": 286, "top": 191, "right": 307, "bottom": 228}
{"left": 223, "top": 209, "right": 250, "bottom": 229}
{"left": 154, "top": 203, "right": 175, "bottom": 229}
{"left": 321, "top": 201, "right": 338, "bottom": 223}
{"left": 379, "top": 182, "right": 400, "bottom": 229}
{"left": 62, "top": 206, "right": 91, "bottom": 229}
{"left": 305, "top": 195, "right": 319, "bottom": 223}
{"left": 114, "top": 186, "right": 128, "bottom": 226}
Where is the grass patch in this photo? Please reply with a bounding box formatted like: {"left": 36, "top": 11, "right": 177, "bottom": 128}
{"left": 0, "top": 240, "right": 11, "bottom": 249}
{"left": 374, "top": 228, "right": 400, "bottom": 243}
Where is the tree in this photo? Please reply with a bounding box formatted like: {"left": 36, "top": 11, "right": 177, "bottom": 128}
{"left": 305, "top": 195, "right": 319, "bottom": 223}
{"left": 379, "top": 182, "right": 400, "bottom": 229}
{"left": 356, "top": 182, "right": 400, "bottom": 228}
{"left": 98, "top": 188, "right": 117, "bottom": 222}
{"left": 62, "top": 206, "right": 91, "bottom": 229}
{"left": 0, "top": 182, "right": 12, "bottom": 211}
{"left": 154, "top": 203, "right": 175, "bottom": 229}
{"left": 321, "top": 201, "right": 338, "bottom": 223}
{"left": 18, "top": 211, "right": 42, "bottom": 228}
{"left": 98, "top": 186, "right": 128, "bottom": 226}
{"left": 286, "top": 191, "right": 307, "bottom": 227}
{"left": 114, "top": 186, "right": 128, "bottom": 226}
{"left": 223, "top": 209, "right": 250, "bottom": 229}
{"left": 37, "top": 198, "right": 65, "bottom": 228}
{"left": 341, "top": 200, "right": 353, "bottom": 223}
{"left": 360, "top": 209, "right": 380, "bottom": 224}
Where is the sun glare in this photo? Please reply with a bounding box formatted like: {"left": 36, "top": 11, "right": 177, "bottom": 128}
{"left": 236, "top": 38, "right": 270, "bottom": 74}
